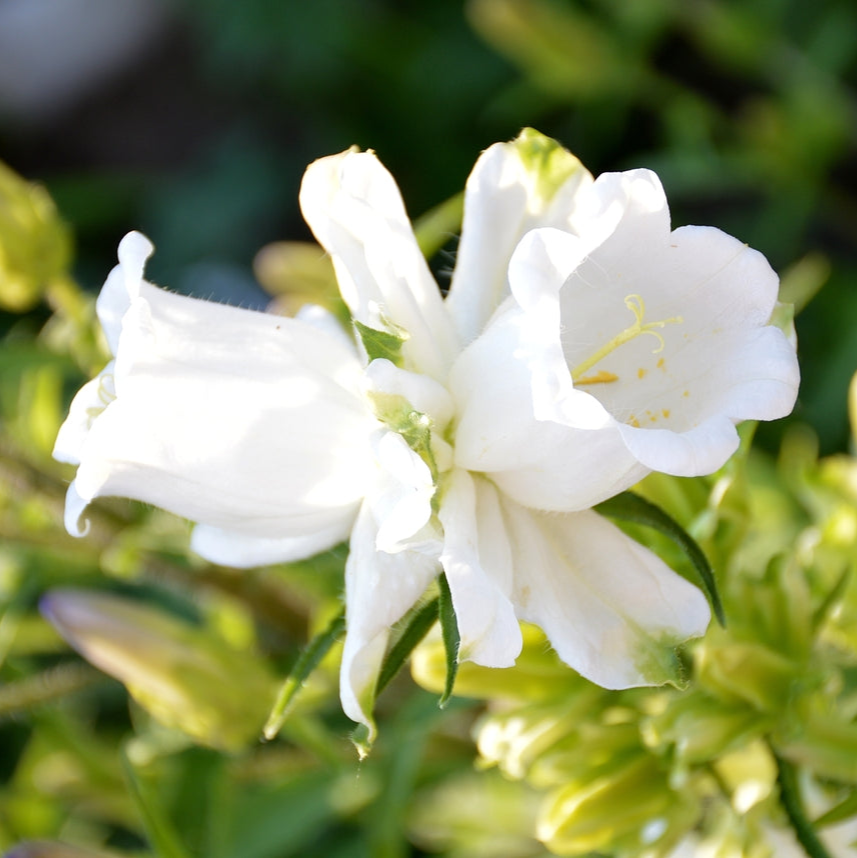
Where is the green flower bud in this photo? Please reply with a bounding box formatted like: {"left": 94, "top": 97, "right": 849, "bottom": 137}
{"left": 696, "top": 638, "right": 800, "bottom": 713}
{"left": 644, "top": 691, "right": 771, "bottom": 766}
{"left": 41, "top": 589, "right": 277, "bottom": 751}
{"left": 253, "top": 240, "right": 348, "bottom": 323}
{"left": 0, "top": 162, "right": 72, "bottom": 312}
{"left": 537, "top": 752, "right": 697, "bottom": 856}
{"left": 477, "top": 691, "right": 605, "bottom": 780}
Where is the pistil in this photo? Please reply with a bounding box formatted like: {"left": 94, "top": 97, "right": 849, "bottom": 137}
{"left": 570, "top": 294, "right": 682, "bottom": 384}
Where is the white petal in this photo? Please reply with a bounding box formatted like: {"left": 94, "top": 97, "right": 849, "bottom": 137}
{"left": 96, "top": 231, "right": 154, "bottom": 354}
{"left": 299, "top": 149, "right": 458, "bottom": 379}
{"left": 500, "top": 500, "right": 710, "bottom": 688}
{"left": 190, "top": 519, "right": 351, "bottom": 568}
{"left": 340, "top": 501, "right": 439, "bottom": 742}
{"left": 368, "top": 430, "right": 435, "bottom": 553}
{"left": 446, "top": 133, "right": 593, "bottom": 343}
{"left": 438, "top": 469, "right": 522, "bottom": 667}
{"left": 68, "top": 282, "right": 377, "bottom": 545}
{"left": 63, "top": 479, "right": 90, "bottom": 537}
{"left": 450, "top": 303, "right": 646, "bottom": 511}
{"left": 363, "top": 358, "right": 455, "bottom": 431}
{"left": 53, "top": 361, "right": 116, "bottom": 466}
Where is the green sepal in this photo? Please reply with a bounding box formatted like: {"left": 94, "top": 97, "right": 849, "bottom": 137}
{"left": 376, "top": 597, "right": 440, "bottom": 698}
{"left": 354, "top": 319, "right": 408, "bottom": 366}
{"left": 595, "top": 490, "right": 725, "bottom": 627}
{"left": 437, "top": 573, "right": 460, "bottom": 707}
{"left": 263, "top": 608, "right": 345, "bottom": 740}
{"left": 514, "top": 127, "right": 587, "bottom": 202}
{"left": 367, "top": 391, "right": 438, "bottom": 483}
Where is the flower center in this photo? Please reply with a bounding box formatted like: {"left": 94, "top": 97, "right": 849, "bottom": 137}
{"left": 570, "top": 294, "right": 682, "bottom": 385}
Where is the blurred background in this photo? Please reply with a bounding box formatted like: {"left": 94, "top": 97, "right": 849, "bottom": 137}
{"left": 2, "top": 1, "right": 857, "bottom": 856}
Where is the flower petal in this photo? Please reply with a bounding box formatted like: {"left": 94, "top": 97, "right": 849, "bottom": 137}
{"left": 450, "top": 287, "right": 646, "bottom": 512}
{"left": 299, "top": 149, "right": 458, "bottom": 379}
{"left": 499, "top": 500, "right": 710, "bottom": 688}
{"left": 363, "top": 358, "right": 455, "bottom": 431}
{"left": 340, "top": 501, "right": 439, "bottom": 743}
{"left": 96, "top": 231, "right": 153, "bottom": 354}
{"left": 368, "top": 430, "right": 435, "bottom": 553}
{"left": 446, "top": 129, "right": 593, "bottom": 343}
{"left": 64, "top": 269, "right": 377, "bottom": 545}
{"left": 438, "top": 469, "right": 522, "bottom": 667}
{"left": 53, "top": 361, "right": 116, "bottom": 466}
{"left": 446, "top": 129, "right": 592, "bottom": 343}
{"left": 190, "top": 521, "right": 349, "bottom": 569}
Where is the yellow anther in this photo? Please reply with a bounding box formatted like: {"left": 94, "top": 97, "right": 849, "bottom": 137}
{"left": 576, "top": 370, "right": 619, "bottom": 386}
{"left": 570, "top": 294, "right": 682, "bottom": 382}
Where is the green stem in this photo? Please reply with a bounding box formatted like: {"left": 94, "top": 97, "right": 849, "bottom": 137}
{"left": 122, "top": 745, "right": 193, "bottom": 858}
{"left": 772, "top": 746, "right": 834, "bottom": 858}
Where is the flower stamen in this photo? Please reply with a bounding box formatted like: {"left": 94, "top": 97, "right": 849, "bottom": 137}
{"left": 570, "top": 294, "right": 682, "bottom": 383}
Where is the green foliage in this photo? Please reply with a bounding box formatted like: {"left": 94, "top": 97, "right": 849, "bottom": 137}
{"left": 2, "top": 1, "right": 857, "bottom": 855}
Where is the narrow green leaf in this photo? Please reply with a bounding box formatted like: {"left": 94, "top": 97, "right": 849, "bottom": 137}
{"left": 354, "top": 320, "right": 407, "bottom": 366}
{"left": 812, "top": 564, "right": 851, "bottom": 634}
{"left": 814, "top": 788, "right": 857, "bottom": 829}
{"left": 376, "top": 597, "right": 439, "bottom": 697}
{"left": 121, "top": 746, "right": 192, "bottom": 858}
{"left": 263, "top": 608, "right": 345, "bottom": 740}
{"left": 595, "top": 490, "right": 725, "bottom": 627}
{"left": 437, "top": 573, "right": 460, "bottom": 707}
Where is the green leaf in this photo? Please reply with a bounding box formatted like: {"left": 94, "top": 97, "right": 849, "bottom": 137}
{"left": 814, "top": 788, "right": 857, "bottom": 829}
{"left": 354, "top": 319, "right": 408, "bottom": 366}
{"left": 595, "top": 490, "right": 725, "bottom": 627}
{"left": 437, "top": 573, "right": 460, "bottom": 707}
{"left": 812, "top": 564, "right": 851, "bottom": 634}
{"left": 263, "top": 608, "right": 345, "bottom": 740}
{"left": 376, "top": 597, "right": 440, "bottom": 698}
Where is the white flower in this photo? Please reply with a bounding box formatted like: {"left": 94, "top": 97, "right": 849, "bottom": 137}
{"left": 54, "top": 130, "right": 799, "bottom": 743}
{"left": 53, "top": 231, "right": 379, "bottom": 564}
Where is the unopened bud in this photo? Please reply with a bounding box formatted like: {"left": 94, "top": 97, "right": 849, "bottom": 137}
{"left": 41, "top": 589, "right": 277, "bottom": 751}
{"left": 538, "top": 752, "right": 697, "bottom": 856}
{"left": 0, "top": 162, "right": 72, "bottom": 312}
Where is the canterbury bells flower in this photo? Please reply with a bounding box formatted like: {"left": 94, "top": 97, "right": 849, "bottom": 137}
{"left": 54, "top": 129, "right": 800, "bottom": 741}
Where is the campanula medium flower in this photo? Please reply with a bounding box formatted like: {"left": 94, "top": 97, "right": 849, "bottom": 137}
{"left": 53, "top": 130, "right": 799, "bottom": 740}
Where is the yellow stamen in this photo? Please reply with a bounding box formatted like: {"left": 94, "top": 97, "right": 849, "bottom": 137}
{"left": 576, "top": 370, "right": 618, "bottom": 386}
{"left": 570, "top": 294, "right": 682, "bottom": 382}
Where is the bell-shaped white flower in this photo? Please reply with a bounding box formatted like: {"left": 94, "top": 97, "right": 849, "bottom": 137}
{"left": 54, "top": 231, "right": 380, "bottom": 563}
{"left": 54, "top": 130, "right": 799, "bottom": 745}
{"left": 450, "top": 168, "right": 800, "bottom": 511}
